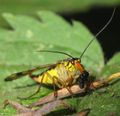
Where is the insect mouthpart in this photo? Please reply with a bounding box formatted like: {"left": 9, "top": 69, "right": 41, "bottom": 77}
{"left": 78, "top": 71, "right": 89, "bottom": 88}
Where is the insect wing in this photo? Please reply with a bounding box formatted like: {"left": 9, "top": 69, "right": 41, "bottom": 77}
{"left": 4, "top": 63, "right": 57, "bottom": 81}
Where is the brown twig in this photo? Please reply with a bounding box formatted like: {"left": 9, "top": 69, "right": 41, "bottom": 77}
{"left": 4, "top": 100, "right": 66, "bottom": 116}
{"left": 29, "top": 72, "right": 120, "bottom": 107}
{"left": 4, "top": 72, "right": 120, "bottom": 116}
{"left": 29, "top": 85, "right": 86, "bottom": 107}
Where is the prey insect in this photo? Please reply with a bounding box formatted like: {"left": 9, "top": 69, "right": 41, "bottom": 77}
{"left": 4, "top": 8, "right": 116, "bottom": 99}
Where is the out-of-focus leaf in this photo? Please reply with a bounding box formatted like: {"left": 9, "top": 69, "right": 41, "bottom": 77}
{"left": 100, "top": 53, "right": 120, "bottom": 78}
{"left": 1, "top": 12, "right": 104, "bottom": 73}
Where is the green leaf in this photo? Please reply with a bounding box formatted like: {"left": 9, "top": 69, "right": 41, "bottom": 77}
{"left": 100, "top": 53, "right": 120, "bottom": 78}
{"left": 0, "top": 11, "right": 104, "bottom": 115}
{"left": 1, "top": 12, "right": 104, "bottom": 73}
{"left": 78, "top": 52, "right": 120, "bottom": 115}
{"left": 76, "top": 53, "right": 120, "bottom": 115}
{"left": 69, "top": 84, "right": 120, "bottom": 116}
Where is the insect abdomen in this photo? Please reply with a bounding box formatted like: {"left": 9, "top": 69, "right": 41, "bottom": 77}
{"left": 32, "top": 69, "right": 58, "bottom": 85}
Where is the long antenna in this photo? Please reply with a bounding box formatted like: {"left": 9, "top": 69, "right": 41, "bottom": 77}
{"left": 80, "top": 7, "right": 116, "bottom": 59}
{"left": 37, "top": 50, "right": 74, "bottom": 58}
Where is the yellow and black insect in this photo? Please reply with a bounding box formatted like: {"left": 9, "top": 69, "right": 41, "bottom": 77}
{"left": 4, "top": 8, "right": 116, "bottom": 99}
{"left": 5, "top": 52, "right": 89, "bottom": 98}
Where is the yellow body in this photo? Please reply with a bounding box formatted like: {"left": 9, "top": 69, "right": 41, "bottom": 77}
{"left": 33, "top": 61, "right": 81, "bottom": 88}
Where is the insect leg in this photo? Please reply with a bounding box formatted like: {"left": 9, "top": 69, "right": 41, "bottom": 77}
{"left": 18, "top": 74, "right": 44, "bottom": 100}
{"left": 55, "top": 75, "right": 74, "bottom": 97}
{"left": 65, "top": 80, "right": 74, "bottom": 97}
{"left": 62, "top": 73, "right": 74, "bottom": 96}
{"left": 52, "top": 76, "right": 58, "bottom": 98}
{"left": 66, "top": 86, "right": 74, "bottom": 96}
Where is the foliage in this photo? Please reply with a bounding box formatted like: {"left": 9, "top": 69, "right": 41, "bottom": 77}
{"left": 0, "top": 11, "right": 119, "bottom": 116}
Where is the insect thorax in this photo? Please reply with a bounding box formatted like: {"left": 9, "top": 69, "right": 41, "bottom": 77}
{"left": 49, "top": 60, "right": 81, "bottom": 84}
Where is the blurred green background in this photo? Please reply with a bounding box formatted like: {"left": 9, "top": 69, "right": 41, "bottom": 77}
{"left": 0, "top": 0, "right": 120, "bottom": 59}
{"left": 0, "top": 1, "right": 120, "bottom": 116}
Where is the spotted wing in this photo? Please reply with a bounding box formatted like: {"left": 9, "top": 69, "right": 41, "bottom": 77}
{"left": 4, "top": 63, "right": 57, "bottom": 81}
